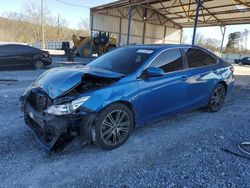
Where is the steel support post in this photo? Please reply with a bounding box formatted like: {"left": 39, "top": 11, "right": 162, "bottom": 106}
{"left": 192, "top": 0, "right": 201, "bottom": 46}
{"left": 127, "top": 6, "right": 132, "bottom": 45}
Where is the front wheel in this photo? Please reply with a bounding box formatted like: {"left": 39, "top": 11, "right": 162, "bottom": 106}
{"left": 92, "top": 103, "right": 133, "bottom": 150}
{"left": 206, "top": 83, "right": 226, "bottom": 112}
{"left": 79, "top": 45, "right": 92, "bottom": 58}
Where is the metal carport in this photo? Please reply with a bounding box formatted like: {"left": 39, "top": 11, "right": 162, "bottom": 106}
{"left": 90, "top": 0, "right": 250, "bottom": 52}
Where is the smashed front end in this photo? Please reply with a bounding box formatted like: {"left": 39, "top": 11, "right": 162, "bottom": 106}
{"left": 20, "top": 66, "right": 122, "bottom": 151}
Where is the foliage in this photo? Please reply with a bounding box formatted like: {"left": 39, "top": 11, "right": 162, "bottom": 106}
{"left": 226, "top": 32, "right": 241, "bottom": 52}
{"left": 194, "top": 33, "right": 221, "bottom": 52}
{"left": 225, "top": 30, "right": 249, "bottom": 53}
{"left": 0, "top": 3, "right": 89, "bottom": 43}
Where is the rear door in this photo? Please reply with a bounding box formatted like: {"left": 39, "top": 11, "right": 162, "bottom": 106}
{"left": 136, "top": 48, "right": 189, "bottom": 123}
{"left": 16, "top": 45, "right": 36, "bottom": 66}
{"left": 0, "top": 45, "right": 29, "bottom": 68}
{"left": 0, "top": 45, "right": 16, "bottom": 67}
{"left": 182, "top": 47, "right": 219, "bottom": 108}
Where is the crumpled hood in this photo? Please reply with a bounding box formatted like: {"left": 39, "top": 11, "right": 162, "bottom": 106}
{"left": 32, "top": 65, "right": 123, "bottom": 99}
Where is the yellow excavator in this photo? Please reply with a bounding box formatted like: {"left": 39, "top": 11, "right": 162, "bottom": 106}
{"left": 72, "top": 31, "right": 117, "bottom": 58}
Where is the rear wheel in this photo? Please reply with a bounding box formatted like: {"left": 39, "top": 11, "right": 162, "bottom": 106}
{"left": 92, "top": 103, "right": 133, "bottom": 150}
{"left": 33, "top": 59, "right": 44, "bottom": 70}
{"left": 79, "top": 45, "right": 92, "bottom": 58}
{"left": 206, "top": 83, "right": 226, "bottom": 112}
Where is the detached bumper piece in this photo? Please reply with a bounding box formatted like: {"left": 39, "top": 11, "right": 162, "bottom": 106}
{"left": 24, "top": 103, "right": 80, "bottom": 151}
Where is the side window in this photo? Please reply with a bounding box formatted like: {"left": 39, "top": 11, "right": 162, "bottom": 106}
{"left": 150, "top": 49, "right": 183, "bottom": 73}
{"left": 184, "top": 48, "right": 217, "bottom": 68}
{"left": 16, "top": 45, "right": 36, "bottom": 53}
{"left": 1, "top": 45, "right": 15, "bottom": 54}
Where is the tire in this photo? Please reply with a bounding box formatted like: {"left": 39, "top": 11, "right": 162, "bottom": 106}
{"left": 206, "top": 83, "right": 226, "bottom": 112}
{"left": 33, "top": 59, "right": 44, "bottom": 70}
{"left": 79, "top": 45, "right": 92, "bottom": 58}
{"left": 92, "top": 103, "right": 134, "bottom": 150}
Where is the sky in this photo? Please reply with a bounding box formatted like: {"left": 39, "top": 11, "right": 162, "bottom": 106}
{"left": 0, "top": 0, "right": 114, "bottom": 28}
{"left": 0, "top": 0, "right": 249, "bottom": 48}
{"left": 184, "top": 25, "right": 250, "bottom": 49}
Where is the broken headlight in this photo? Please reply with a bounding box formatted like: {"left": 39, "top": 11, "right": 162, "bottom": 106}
{"left": 45, "top": 96, "right": 90, "bottom": 115}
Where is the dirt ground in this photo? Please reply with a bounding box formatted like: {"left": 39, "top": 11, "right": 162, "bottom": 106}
{"left": 0, "top": 64, "right": 249, "bottom": 187}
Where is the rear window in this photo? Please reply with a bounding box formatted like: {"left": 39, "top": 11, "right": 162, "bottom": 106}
{"left": 184, "top": 48, "right": 217, "bottom": 68}
{"left": 87, "top": 47, "right": 154, "bottom": 75}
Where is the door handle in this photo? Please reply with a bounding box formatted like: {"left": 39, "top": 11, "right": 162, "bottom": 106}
{"left": 180, "top": 75, "right": 188, "bottom": 82}
{"left": 212, "top": 69, "right": 219, "bottom": 74}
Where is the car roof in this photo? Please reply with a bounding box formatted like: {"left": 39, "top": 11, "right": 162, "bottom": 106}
{"left": 0, "top": 44, "right": 33, "bottom": 48}
{"left": 0, "top": 44, "right": 42, "bottom": 52}
{"left": 127, "top": 44, "right": 196, "bottom": 50}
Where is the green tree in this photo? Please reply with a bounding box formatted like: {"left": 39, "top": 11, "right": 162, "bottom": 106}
{"left": 241, "top": 29, "right": 249, "bottom": 52}
{"left": 226, "top": 32, "right": 241, "bottom": 53}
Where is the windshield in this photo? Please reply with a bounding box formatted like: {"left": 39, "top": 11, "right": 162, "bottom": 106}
{"left": 87, "top": 47, "right": 154, "bottom": 75}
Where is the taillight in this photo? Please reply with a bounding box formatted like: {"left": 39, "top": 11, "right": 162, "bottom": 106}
{"left": 230, "top": 66, "right": 234, "bottom": 73}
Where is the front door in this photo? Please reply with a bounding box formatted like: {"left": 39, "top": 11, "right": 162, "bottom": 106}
{"left": 0, "top": 45, "right": 28, "bottom": 68}
{"left": 135, "top": 48, "right": 189, "bottom": 124}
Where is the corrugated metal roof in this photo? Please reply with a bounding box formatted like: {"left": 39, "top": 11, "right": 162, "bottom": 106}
{"left": 91, "top": 0, "right": 250, "bottom": 28}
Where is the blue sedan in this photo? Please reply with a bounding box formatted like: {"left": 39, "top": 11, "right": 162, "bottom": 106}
{"left": 20, "top": 45, "right": 234, "bottom": 151}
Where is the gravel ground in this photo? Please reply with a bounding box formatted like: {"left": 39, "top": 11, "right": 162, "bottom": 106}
{"left": 0, "top": 65, "right": 250, "bottom": 188}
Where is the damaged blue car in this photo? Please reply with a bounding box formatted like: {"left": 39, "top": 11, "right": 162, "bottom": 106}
{"left": 20, "top": 45, "right": 234, "bottom": 151}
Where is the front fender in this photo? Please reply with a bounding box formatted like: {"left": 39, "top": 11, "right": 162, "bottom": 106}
{"left": 81, "top": 81, "right": 139, "bottom": 112}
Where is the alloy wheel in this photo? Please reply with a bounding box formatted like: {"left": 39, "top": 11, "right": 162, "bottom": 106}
{"left": 211, "top": 85, "right": 225, "bottom": 111}
{"left": 101, "top": 110, "right": 130, "bottom": 146}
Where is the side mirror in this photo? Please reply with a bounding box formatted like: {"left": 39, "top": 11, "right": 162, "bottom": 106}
{"left": 141, "top": 67, "right": 164, "bottom": 79}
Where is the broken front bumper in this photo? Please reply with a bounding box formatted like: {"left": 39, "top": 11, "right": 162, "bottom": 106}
{"left": 23, "top": 102, "right": 96, "bottom": 151}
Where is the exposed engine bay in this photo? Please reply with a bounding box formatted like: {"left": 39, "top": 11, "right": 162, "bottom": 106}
{"left": 54, "top": 74, "right": 119, "bottom": 104}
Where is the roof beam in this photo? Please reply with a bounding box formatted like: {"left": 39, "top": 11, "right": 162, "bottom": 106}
{"left": 91, "top": 0, "right": 250, "bottom": 28}
{"left": 200, "top": 6, "right": 206, "bottom": 22}
{"left": 154, "top": 0, "right": 196, "bottom": 26}
{"left": 165, "top": 8, "right": 250, "bottom": 19}
{"left": 170, "top": 3, "right": 250, "bottom": 14}
{"left": 91, "top": 0, "right": 159, "bottom": 14}
{"left": 147, "top": 10, "right": 156, "bottom": 20}
{"left": 117, "top": 9, "right": 126, "bottom": 18}
{"left": 158, "top": 0, "right": 213, "bottom": 10}
{"left": 199, "top": 0, "right": 224, "bottom": 25}
{"left": 141, "top": 3, "right": 182, "bottom": 28}
{"left": 179, "top": 0, "right": 188, "bottom": 17}
{"left": 187, "top": 0, "right": 192, "bottom": 16}
{"left": 181, "top": 17, "right": 250, "bottom": 27}
{"left": 234, "top": 0, "right": 250, "bottom": 9}
{"left": 155, "top": 11, "right": 163, "bottom": 25}
{"left": 134, "top": 6, "right": 144, "bottom": 20}
{"left": 166, "top": 0, "right": 178, "bottom": 12}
